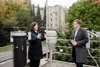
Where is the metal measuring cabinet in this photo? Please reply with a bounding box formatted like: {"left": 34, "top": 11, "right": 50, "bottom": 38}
{"left": 10, "top": 31, "right": 27, "bottom": 67}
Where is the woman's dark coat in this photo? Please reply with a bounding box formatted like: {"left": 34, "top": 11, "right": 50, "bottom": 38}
{"left": 28, "top": 30, "right": 45, "bottom": 60}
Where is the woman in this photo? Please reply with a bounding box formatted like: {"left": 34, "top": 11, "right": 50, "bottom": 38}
{"left": 28, "top": 22, "right": 46, "bottom": 67}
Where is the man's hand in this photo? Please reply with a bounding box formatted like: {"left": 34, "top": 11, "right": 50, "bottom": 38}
{"left": 71, "top": 39, "right": 77, "bottom": 46}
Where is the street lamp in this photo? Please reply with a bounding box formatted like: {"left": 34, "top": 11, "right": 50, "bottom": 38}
{"left": 46, "top": 0, "right": 48, "bottom": 30}
{"left": 45, "top": 1, "right": 58, "bottom": 67}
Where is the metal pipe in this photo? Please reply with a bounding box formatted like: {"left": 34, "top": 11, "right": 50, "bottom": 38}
{"left": 46, "top": 0, "right": 49, "bottom": 61}
{"left": 49, "top": 50, "right": 53, "bottom": 67}
{"left": 87, "top": 49, "right": 99, "bottom": 67}
{"left": 87, "top": 30, "right": 100, "bottom": 67}
{"left": 46, "top": 0, "right": 48, "bottom": 30}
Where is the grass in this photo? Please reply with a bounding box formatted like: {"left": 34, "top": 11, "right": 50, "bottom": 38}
{"left": 0, "top": 45, "right": 12, "bottom": 53}
{"left": 0, "top": 41, "right": 46, "bottom": 53}
{"left": 42, "top": 41, "right": 46, "bottom": 46}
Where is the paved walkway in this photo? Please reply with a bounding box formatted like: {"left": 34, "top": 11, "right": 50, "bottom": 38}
{"left": 40, "top": 59, "right": 96, "bottom": 67}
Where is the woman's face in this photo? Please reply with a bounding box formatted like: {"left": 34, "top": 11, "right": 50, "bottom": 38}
{"left": 34, "top": 23, "right": 38, "bottom": 31}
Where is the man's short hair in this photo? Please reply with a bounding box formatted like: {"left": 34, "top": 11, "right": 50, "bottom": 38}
{"left": 74, "top": 19, "right": 81, "bottom": 24}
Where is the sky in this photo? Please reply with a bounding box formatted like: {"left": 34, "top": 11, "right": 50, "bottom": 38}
{"left": 31, "top": 0, "right": 78, "bottom": 8}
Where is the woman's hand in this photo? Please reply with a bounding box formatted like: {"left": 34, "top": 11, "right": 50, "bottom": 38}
{"left": 44, "top": 34, "right": 47, "bottom": 39}
{"left": 37, "top": 33, "right": 41, "bottom": 39}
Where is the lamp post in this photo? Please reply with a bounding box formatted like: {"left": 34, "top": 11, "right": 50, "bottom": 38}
{"left": 46, "top": 1, "right": 58, "bottom": 67}
{"left": 46, "top": 0, "right": 49, "bottom": 60}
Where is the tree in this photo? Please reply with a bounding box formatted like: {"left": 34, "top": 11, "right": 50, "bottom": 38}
{"left": 1, "top": 1, "right": 19, "bottom": 28}
{"left": 32, "top": 4, "right": 35, "bottom": 20}
{"left": 67, "top": 0, "right": 100, "bottom": 31}
{"left": 3, "top": 17, "right": 18, "bottom": 28}
{"left": 35, "top": 4, "right": 42, "bottom": 29}
{"left": 0, "top": 1, "right": 6, "bottom": 22}
{"left": 43, "top": 4, "right": 46, "bottom": 28}
{"left": 0, "top": 22, "right": 9, "bottom": 47}
{"left": 0, "top": 1, "right": 34, "bottom": 46}
{"left": 16, "top": 5, "right": 33, "bottom": 27}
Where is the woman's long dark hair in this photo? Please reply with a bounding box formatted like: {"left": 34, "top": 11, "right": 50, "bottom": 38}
{"left": 30, "top": 22, "right": 37, "bottom": 31}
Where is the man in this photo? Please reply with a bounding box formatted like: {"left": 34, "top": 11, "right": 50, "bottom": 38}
{"left": 70, "top": 19, "right": 89, "bottom": 67}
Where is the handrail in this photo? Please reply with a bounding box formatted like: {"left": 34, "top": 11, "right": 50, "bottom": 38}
{"left": 87, "top": 49, "right": 99, "bottom": 67}
{"left": 53, "top": 38, "right": 100, "bottom": 66}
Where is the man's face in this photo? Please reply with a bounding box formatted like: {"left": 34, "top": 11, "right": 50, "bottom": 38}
{"left": 73, "top": 21, "right": 79, "bottom": 29}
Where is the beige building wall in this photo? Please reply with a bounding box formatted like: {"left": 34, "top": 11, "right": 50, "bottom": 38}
{"left": 47, "top": 5, "right": 65, "bottom": 32}
{"left": 34, "top": 5, "right": 65, "bottom": 32}
{"left": 40, "top": 8, "right": 44, "bottom": 20}
{"left": 59, "top": 7, "right": 65, "bottom": 32}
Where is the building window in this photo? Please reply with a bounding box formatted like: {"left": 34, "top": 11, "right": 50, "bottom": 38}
{"left": 51, "top": 13, "right": 52, "bottom": 16}
{"left": 55, "top": 18, "right": 57, "bottom": 21}
{"left": 55, "top": 12, "right": 57, "bottom": 15}
{"left": 51, "top": 24, "right": 52, "bottom": 27}
{"left": 55, "top": 23, "right": 57, "bottom": 26}
{"left": 51, "top": 18, "right": 52, "bottom": 21}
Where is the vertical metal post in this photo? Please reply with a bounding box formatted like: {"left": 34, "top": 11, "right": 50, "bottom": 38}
{"left": 50, "top": 49, "right": 53, "bottom": 67}
{"left": 46, "top": 0, "right": 48, "bottom": 30}
{"left": 46, "top": 0, "right": 49, "bottom": 60}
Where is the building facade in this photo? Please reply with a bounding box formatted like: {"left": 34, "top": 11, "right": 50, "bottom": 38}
{"left": 47, "top": 5, "right": 65, "bottom": 32}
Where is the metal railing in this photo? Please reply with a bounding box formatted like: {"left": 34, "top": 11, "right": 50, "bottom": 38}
{"left": 0, "top": 32, "right": 100, "bottom": 67}
{"left": 51, "top": 39, "right": 100, "bottom": 67}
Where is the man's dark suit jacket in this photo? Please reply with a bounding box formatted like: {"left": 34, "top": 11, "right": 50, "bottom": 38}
{"left": 70, "top": 28, "right": 89, "bottom": 63}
